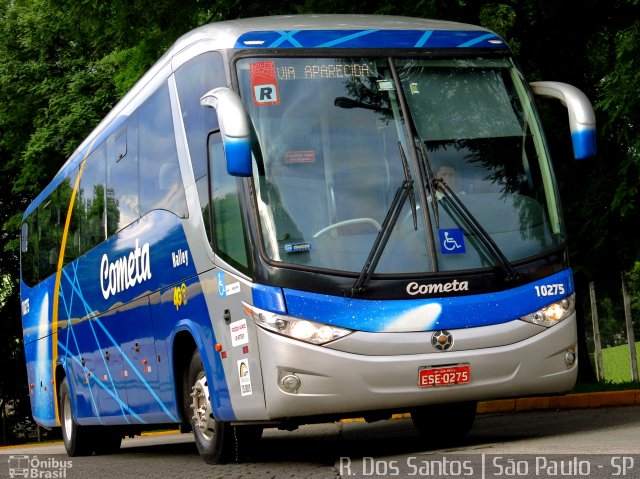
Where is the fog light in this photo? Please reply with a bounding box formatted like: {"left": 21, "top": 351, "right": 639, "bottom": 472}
{"left": 565, "top": 350, "right": 576, "bottom": 367}
{"left": 280, "top": 374, "right": 301, "bottom": 393}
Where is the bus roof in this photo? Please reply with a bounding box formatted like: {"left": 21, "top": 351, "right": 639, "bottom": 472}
{"left": 176, "top": 14, "right": 502, "bottom": 50}
{"left": 24, "top": 14, "right": 505, "bottom": 219}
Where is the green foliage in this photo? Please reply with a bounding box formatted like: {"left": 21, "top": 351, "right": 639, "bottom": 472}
{"left": 478, "top": 4, "right": 520, "bottom": 53}
{"left": 597, "top": 20, "right": 640, "bottom": 221}
{"left": 628, "top": 261, "right": 640, "bottom": 311}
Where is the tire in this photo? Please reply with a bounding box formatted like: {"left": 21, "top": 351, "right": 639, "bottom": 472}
{"left": 59, "top": 377, "right": 93, "bottom": 456}
{"left": 186, "top": 349, "right": 234, "bottom": 464}
{"left": 411, "top": 401, "right": 477, "bottom": 446}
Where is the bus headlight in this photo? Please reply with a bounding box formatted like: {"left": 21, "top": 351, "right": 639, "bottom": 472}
{"left": 243, "top": 303, "right": 352, "bottom": 345}
{"left": 519, "top": 293, "right": 575, "bottom": 328}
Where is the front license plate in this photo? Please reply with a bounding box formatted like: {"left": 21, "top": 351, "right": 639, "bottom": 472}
{"left": 418, "top": 365, "right": 471, "bottom": 388}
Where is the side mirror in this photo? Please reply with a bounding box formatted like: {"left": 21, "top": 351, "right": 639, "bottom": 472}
{"left": 530, "top": 81, "right": 596, "bottom": 160}
{"left": 200, "top": 87, "right": 252, "bottom": 176}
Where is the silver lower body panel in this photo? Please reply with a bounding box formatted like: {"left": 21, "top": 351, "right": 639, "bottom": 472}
{"left": 255, "top": 315, "right": 578, "bottom": 420}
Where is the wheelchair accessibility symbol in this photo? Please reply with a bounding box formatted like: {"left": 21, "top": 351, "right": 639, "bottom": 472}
{"left": 217, "top": 271, "right": 226, "bottom": 297}
{"left": 438, "top": 228, "right": 466, "bottom": 254}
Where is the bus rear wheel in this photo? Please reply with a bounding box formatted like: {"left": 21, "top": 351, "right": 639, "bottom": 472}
{"left": 411, "top": 401, "right": 477, "bottom": 446}
{"left": 59, "top": 378, "right": 93, "bottom": 456}
{"left": 186, "top": 349, "right": 234, "bottom": 464}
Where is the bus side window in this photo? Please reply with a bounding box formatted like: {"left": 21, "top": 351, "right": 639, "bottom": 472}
{"left": 174, "top": 51, "right": 225, "bottom": 181}
{"left": 138, "top": 83, "right": 188, "bottom": 218}
{"left": 37, "top": 193, "right": 59, "bottom": 279}
{"left": 61, "top": 166, "right": 81, "bottom": 266}
{"left": 209, "top": 132, "right": 250, "bottom": 270}
{"left": 21, "top": 214, "right": 39, "bottom": 286}
{"left": 107, "top": 123, "right": 139, "bottom": 233}
{"left": 79, "top": 144, "right": 107, "bottom": 254}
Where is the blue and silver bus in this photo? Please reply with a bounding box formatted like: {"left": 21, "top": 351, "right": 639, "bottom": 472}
{"left": 19, "top": 14, "right": 596, "bottom": 463}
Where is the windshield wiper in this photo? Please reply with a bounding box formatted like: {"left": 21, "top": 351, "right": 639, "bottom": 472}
{"left": 416, "top": 139, "right": 440, "bottom": 227}
{"left": 432, "top": 167, "right": 521, "bottom": 282}
{"left": 399, "top": 141, "right": 418, "bottom": 230}
{"left": 413, "top": 138, "right": 520, "bottom": 281}
{"left": 351, "top": 142, "right": 416, "bottom": 295}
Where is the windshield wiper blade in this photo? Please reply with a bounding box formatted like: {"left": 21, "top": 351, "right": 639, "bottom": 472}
{"left": 351, "top": 180, "right": 413, "bottom": 295}
{"left": 398, "top": 141, "right": 418, "bottom": 230}
{"left": 416, "top": 139, "right": 440, "bottom": 228}
{"left": 414, "top": 138, "right": 519, "bottom": 281}
{"left": 351, "top": 142, "right": 416, "bottom": 295}
{"left": 436, "top": 177, "right": 521, "bottom": 281}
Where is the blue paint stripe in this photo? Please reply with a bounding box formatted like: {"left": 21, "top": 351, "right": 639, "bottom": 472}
{"left": 415, "top": 30, "right": 433, "bottom": 47}
{"left": 62, "top": 269, "right": 130, "bottom": 422}
{"left": 457, "top": 32, "right": 497, "bottom": 47}
{"left": 235, "top": 29, "right": 506, "bottom": 50}
{"left": 58, "top": 342, "right": 145, "bottom": 423}
{"left": 64, "top": 263, "right": 101, "bottom": 420}
{"left": 270, "top": 30, "right": 302, "bottom": 47}
{"left": 60, "top": 263, "right": 104, "bottom": 424}
{"left": 61, "top": 268, "right": 178, "bottom": 422}
{"left": 87, "top": 307, "right": 131, "bottom": 422}
{"left": 317, "top": 29, "right": 377, "bottom": 47}
{"left": 92, "top": 316, "right": 178, "bottom": 422}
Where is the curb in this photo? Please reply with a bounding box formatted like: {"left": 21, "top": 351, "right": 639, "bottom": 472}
{"left": 476, "top": 389, "right": 640, "bottom": 414}
{"left": 341, "top": 390, "right": 640, "bottom": 423}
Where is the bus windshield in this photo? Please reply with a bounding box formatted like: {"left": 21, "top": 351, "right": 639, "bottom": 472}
{"left": 236, "top": 56, "right": 564, "bottom": 274}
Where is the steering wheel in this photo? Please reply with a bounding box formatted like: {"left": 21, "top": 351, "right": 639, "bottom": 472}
{"left": 312, "top": 218, "right": 382, "bottom": 238}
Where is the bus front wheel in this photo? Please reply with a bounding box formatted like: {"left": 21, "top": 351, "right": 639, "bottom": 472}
{"left": 59, "top": 377, "right": 93, "bottom": 456}
{"left": 186, "top": 349, "right": 234, "bottom": 464}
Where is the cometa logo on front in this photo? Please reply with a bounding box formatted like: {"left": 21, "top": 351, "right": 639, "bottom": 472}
{"left": 406, "top": 280, "right": 469, "bottom": 296}
{"left": 100, "top": 239, "right": 152, "bottom": 300}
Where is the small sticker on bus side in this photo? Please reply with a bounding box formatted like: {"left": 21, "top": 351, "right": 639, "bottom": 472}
{"left": 225, "top": 282, "right": 241, "bottom": 296}
{"left": 238, "top": 359, "right": 253, "bottom": 396}
{"left": 230, "top": 318, "right": 249, "bottom": 347}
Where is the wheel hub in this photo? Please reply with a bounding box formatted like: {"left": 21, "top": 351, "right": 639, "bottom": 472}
{"left": 63, "top": 395, "right": 73, "bottom": 440}
{"left": 190, "top": 372, "right": 215, "bottom": 440}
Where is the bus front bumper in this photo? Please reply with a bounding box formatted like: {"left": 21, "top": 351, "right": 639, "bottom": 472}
{"left": 255, "top": 315, "right": 578, "bottom": 420}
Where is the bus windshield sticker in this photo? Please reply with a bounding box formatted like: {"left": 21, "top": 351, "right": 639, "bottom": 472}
{"left": 438, "top": 228, "right": 466, "bottom": 254}
{"left": 284, "top": 150, "right": 316, "bottom": 164}
{"left": 250, "top": 61, "right": 280, "bottom": 106}
{"left": 285, "top": 242, "right": 311, "bottom": 254}
{"left": 377, "top": 79, "right": 394, "bottom": 91}
{"left": 238, "top": 359, "right": 253, "bottom": 396}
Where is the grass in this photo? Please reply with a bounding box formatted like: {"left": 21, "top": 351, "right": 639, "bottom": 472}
{"left": 600, "top": 341, "right": 640, "bottom": 383}
{"left": 571, "top": 380, "right": 640, "bottom": 394}
{"left": 572, "top": 341, "right": 640, "bottom": 393}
